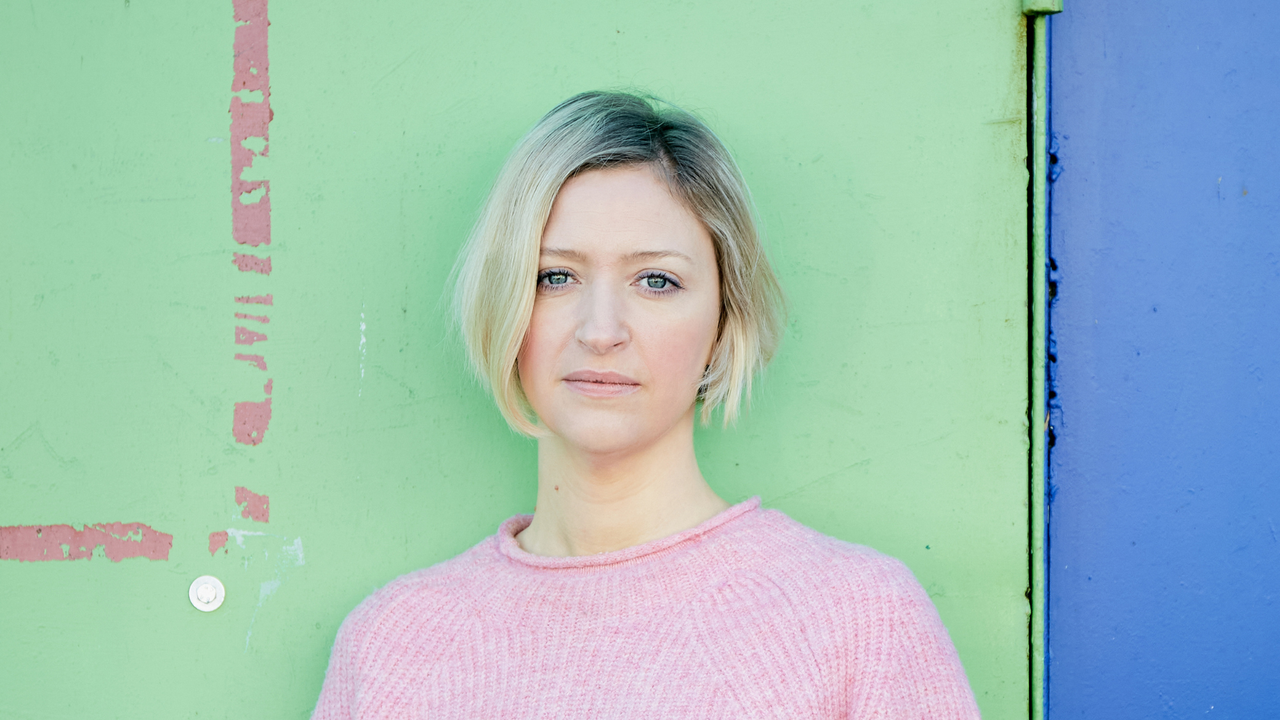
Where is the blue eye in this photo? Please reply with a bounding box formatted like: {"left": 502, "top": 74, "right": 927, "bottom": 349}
{"left": 538, "top": 269, "right": 572, "bottom": 287}
{"left": 638, "top": 272, "right": 681, "bottom": 293}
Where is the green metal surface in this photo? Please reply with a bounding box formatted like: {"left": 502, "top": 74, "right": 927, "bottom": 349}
{"left": 1028, "top": 13, "right": 1051, "bottom": 720}
{"left": 1, "top": 1, "right": 1032, "bottom": 717}
{"left": 1022, "top": 0, "right": 1064, "bottom": 16}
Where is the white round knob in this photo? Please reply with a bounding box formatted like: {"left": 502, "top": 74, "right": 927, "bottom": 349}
{"left": 189, "top": 575, "right": 225, "bottom": 612}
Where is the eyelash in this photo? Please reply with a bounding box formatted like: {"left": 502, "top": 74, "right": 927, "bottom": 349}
{"left": 535, "top": 268, "right": 683, "bottom": 295}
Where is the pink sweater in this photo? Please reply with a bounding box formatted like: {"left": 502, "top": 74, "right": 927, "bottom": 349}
{"left": 312, "top": 497, "right": 980, "bottom": 718}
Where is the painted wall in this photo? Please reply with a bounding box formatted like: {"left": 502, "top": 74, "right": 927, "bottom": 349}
{"left": 1048, "top": 2, "right": 1280, "bottom": 716}
{"left": 2, "top": 2, "right": 1031, "bottom": 717}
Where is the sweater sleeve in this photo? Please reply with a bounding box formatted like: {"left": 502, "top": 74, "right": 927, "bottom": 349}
{"left": 311, "top": 590, "right": 378, "bottom": 720}
{"left": 844, "top": 557, "right": 981, "bottom": 719}
{"left": 310, "top": 576, "right": 472, "bottom": 720}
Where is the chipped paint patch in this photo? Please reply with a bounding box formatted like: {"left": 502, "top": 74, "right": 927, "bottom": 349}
{"left": 228, "top": 0, "right": 274, "bottom": 447}
{"left": 1, "top": 523, "right": 173, "bottom": 562}
{"left": 235, "top": 326, "right": 268, "bottom": 345}
{"left": 235, "top": 486, "right": 269, "bottom": 522}
{"left": 232, "top": 398, "right": 271, "bottom": 446}
{"left": 208, "top": 530, "right": 230, "bottom": 556}
{"left": 232, "top": 252, "right": 271, "bottom": 275}
{"left": 234, "top": 353, "right": 267, "bottom": 371}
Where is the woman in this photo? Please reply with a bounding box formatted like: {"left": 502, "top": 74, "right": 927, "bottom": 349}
{"left": 312, "top": 91, "right": 980, "bottom": 718}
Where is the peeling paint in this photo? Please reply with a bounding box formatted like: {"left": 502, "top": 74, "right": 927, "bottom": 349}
{"left": 235, "top": 486, "right": 270, "bottom": 522}
{"left": 1, "top": 523, "right": 173, "bottom": 562}
{"left": 232, "top": 398, "right": 272, "bottom": 446}
{"left": 232, "top": 252, "right": 271, "bottom": 275}
{"left": 229, "top": 0, "right": 274, "bottom": 449}
{"left": 208, "top": 530, "right": 229, "bottom": 556}
{"left": 235, "top": 326, "right": 268, "bottom": 345}
{"left": 230, "top": 0, "right": 271, "bottom": 249}
{"left": 234, "top": 353, "right": 267, "bottom": 371}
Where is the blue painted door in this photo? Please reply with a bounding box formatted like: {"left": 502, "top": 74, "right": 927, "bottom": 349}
{"left": 1048, "top": 1, "right": 1280, "bottom": 716}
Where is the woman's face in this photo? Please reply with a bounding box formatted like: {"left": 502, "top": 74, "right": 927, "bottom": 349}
{"left": 518, "top": 164, "right": 721, "bottom": 456}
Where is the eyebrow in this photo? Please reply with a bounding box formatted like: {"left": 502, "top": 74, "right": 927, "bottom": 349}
{"left": 540, "top": 247, "right": 695, "bottom": 264}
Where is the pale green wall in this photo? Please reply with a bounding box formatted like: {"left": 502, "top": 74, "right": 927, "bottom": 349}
{"left": 1, "top": 1, "right": 1030, "bottom": 717}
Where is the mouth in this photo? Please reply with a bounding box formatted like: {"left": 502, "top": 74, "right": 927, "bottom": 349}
{"left": 562, "top": 370, "right": 641, "bottom": 398}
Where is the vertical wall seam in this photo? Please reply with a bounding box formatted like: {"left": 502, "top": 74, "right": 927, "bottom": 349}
{"left": 1026, "top": 11, "right": 1053, "bottom": 720}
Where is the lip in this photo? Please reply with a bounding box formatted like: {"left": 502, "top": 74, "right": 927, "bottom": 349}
{"left": 563, "top": 369, "right": 641, "bottom": 398}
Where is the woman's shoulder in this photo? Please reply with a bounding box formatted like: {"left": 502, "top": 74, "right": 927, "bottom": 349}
{"left": 746, "top": 507, "right": 920, "bottom": 581}
{"left": 330, "top": 535, "right": 500, "bottom": 656}
{"left": 734, "top": 509, "right": 979, "bottom": 717}
{"left": 727, "top": 506, "right": 938, "bottom": 620}
{"left": 311, "top": 536, "right": 506, "bottom": 714}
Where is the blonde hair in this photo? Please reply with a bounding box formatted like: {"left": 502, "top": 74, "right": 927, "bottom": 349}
{"left": 454, "top": 91, "right": 784, "bottom": 436}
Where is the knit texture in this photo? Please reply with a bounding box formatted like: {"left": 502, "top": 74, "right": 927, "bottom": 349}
{"left": 312, "top": 497, "right": 981, "bottom": 719}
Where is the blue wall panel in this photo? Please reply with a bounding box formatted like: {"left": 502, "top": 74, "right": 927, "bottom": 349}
{"left": 1048, "top": 1, "right": 1280, "bottom": 716}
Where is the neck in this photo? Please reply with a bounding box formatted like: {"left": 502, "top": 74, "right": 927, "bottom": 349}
{"left": 516, "top": 411, "right": 729, "bottom": 557}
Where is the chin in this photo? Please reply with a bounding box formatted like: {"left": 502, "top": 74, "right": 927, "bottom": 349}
{"left": 545, "top": 411, "right": 666, "bottom": 457}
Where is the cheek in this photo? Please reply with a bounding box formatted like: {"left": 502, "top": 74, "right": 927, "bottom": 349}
{"left": 518, "top": 300, "right": 579, "bottom": 401}
{"left": 638, "top": 304, "right": 721, "bottom": 391}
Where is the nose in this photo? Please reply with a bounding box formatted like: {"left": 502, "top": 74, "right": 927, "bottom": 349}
{"left": 574, "top": 281, "right": 630, "bottom": 354}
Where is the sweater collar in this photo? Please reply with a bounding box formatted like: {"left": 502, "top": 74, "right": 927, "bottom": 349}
{"left": 494, "top": 496, "right": 761, "bottom": 570}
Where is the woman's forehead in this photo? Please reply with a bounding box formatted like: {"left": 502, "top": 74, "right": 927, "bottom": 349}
{"left": 542, "top": 166, "right": 712, "bottom": 263}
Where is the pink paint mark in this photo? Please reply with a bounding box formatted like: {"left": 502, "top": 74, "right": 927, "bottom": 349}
{"left": 235, "top": 326, "right": 268, "bottom": 345}
{"left": 230, "top": 0, "right": 275, "bottom": 449}
{"left": 233, "top": 252, "right": 271, "bottom": 275}
{"left": 235, "top": 486, "right": 270, "bottom": 523}
{"left": 263, "top": 379, "right": 273, "bottom": 395}
{"left": 232, "top": 180, "right": 272, "bottom": 248}
{"left": 235, "top": 353, "right": 267, "bottom": 371}
{"left": 1, "top": 523, "right": 173, "bottom": 562}
{"left": 231, "top": 0, "right": 272, "bottom": 248}
{"left": 208, "top": 530, "right": 229, "bottom": 556}
{"left": 232, "top": 397, "right": 272, "bottom": 445}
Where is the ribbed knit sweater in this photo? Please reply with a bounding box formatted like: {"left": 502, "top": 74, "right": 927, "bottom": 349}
{"left": 312, "top": 497, "right": 980, "bottom": 719}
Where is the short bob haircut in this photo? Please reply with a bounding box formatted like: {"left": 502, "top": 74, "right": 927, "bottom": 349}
{"left": 455, "top": 91, "right": 784, "bottom": 436}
